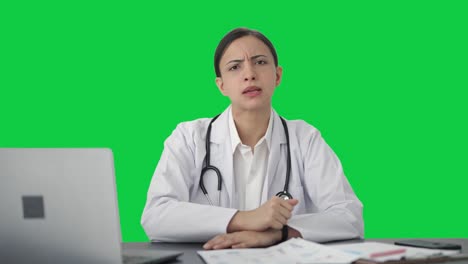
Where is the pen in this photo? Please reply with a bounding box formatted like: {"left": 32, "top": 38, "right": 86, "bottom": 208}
{"left": 370, "top": 248, "right": 406, "bottom": 258}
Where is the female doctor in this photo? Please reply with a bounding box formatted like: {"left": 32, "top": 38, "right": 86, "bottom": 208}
{"left": 141, "top": 28, "right": 364, "bottom": 249}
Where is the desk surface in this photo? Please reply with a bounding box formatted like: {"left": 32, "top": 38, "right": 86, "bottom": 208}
{"left": 123, "top": 239, "right": 468, "bottom": 264}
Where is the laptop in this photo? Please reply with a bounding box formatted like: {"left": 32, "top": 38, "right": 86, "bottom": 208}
{"left": 0, "top": 148, "right": 182, "bottom": 264}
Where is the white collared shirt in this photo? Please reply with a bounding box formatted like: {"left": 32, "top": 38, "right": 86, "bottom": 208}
{"left": 228, "top": 108, "right": 273, "bottom": 211}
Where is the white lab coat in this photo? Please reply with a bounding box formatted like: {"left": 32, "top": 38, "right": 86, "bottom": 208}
{"left": 141, "top": 106, "right": 364, "bottom": 243}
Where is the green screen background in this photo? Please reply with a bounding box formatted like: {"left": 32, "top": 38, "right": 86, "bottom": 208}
{"left": 1, "top": 1, "right": 467, "bottom": 241}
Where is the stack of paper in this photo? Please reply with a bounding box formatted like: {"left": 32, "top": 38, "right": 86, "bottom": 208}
{"left": 198, "top": 238, "right": 361, "bottom": 264}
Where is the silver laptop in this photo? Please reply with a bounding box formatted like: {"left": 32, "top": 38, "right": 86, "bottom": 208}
{"left": 0, "top": 148, "right": 182, "bottom": 264}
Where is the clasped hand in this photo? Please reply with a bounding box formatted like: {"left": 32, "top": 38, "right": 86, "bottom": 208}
{"left": 204, "top": 196, "right": 299, "bottom": 250}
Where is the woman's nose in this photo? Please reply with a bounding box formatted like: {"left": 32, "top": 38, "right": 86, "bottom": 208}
{"left": 243, "top": 64, "right": 256, "bottom": 81}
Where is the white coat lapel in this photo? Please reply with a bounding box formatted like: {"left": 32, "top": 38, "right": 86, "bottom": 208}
{"left": 209, "top": 107, "right": 234, "bottom": 207}
{"left": 262, "top": 111, "right": 287, "bottom": 203}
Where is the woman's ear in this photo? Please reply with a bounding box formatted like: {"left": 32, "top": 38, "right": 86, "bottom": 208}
{"left": 215, "top": 77, "right": 227, "bottom": 96}
{"left": 275, "top": 66, "right": 283, "bottom": 86}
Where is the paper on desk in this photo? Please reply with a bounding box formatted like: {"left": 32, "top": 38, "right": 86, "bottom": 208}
{"left": 197, "top": 238, "right": 360, "bottom": 264}
{"left": 330, "top": 242, "right": 461, "bottom": 262}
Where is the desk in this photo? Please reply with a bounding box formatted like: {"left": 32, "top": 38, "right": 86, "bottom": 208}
{"left": 123, "top": 239, "right": 468, "bottom": 264}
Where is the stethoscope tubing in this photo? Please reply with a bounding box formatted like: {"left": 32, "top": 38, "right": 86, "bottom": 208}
{"left": 200, "top": 113, "right": 293, "bottom": 205}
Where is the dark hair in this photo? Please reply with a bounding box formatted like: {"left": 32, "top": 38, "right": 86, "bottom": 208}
{"left": 214, "top": 27, "right": 278, "bottom": 77}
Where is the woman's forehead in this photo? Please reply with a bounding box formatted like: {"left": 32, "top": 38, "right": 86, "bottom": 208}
{"left": 221, "top": 36, "right": 272, "bottom": 62}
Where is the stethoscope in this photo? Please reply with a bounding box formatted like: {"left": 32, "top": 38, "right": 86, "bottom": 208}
{"left": 199, "top": 113, "right": 293, "bottom": 206}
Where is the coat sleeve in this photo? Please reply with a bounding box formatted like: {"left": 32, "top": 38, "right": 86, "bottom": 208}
{"left": 141, "top": 123, "right": 238, "bottom": 242}
{"left": 287, "top": 126, "right": 364, "bottom": 242}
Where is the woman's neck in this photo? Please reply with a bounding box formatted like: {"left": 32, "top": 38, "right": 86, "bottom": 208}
{"left": 232, "top": 106, "right": 271, "bottom": 149}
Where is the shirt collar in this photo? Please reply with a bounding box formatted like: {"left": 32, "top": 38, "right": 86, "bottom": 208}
{"left": 229, "top": 106, "right": 274, "bottom": 154}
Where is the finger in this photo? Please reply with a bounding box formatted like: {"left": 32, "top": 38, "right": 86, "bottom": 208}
{"left": 209, "top": 235, "right": 226, "bottom": 245}
{"left": 232, "top": 243, "right": 247, "bottom": 249}
{"left": 277, "top": 206, "right": 292, "bottom": 220}
{"left": 272, "top": 208, "right": 288, "bottom": 223}
{"left": 203, "top": 235, "right": 225, "bottom": 249}
{"left": 213, "top": 234, "right": 238, "bottom": 250}
{"left": 213, "top": 238, "right": 234, "bottom": 250}
{"left": 213, "top": 241, "right": 233, "bottom": 250}
{"left": 269, "top": 196, "right": 283, "bottom": 206}
{"left": 287, "top": 198, "right": 299, "bottom": 206}
{"left": 274, "top": 213, "right": 288, "bottom": 225}
{"left": 279, "top": 200, "right": 294, "bottom": 211}
{"left": 203, "top": 237, "right": 217, "bottom": 249}
{"left": 280, "top": 198, "right": 298, "bottom": 211}
{"left": 268, "top": 199, "right": 290, "bottom": 215}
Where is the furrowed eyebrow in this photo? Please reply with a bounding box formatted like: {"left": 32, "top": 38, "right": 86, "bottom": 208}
{"left": 225, "top": 55, "right": 267, "bottom": 66}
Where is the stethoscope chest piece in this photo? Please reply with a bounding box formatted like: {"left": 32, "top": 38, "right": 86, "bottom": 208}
{"left": 276, "top": 191, "right": 293, "bottom": 200}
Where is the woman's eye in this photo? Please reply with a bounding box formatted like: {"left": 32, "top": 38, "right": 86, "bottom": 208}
{"left": 229, "top": 65, "right": 239, "bottom": 71}
{"left": 256, "top": 60, "right": 267, "bottom": 65}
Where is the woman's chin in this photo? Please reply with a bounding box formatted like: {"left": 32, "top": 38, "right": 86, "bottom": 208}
{"left": 233, "top": 101, "right": 271, "bottom": 112}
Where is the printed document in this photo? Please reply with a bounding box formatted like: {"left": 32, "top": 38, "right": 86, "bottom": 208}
{"left": 198, "top": 238, "right": 360, "bottom": 264}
